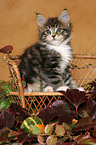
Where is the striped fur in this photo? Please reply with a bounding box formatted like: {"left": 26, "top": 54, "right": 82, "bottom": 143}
{"left": 19, "top": 9, "right": 79, "bottom": 92}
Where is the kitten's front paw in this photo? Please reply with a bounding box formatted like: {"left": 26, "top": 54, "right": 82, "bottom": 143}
{"left": 56, "top": 86, "right": 69, "bottom": 92}
{"left": 24, "top": 87, "right": 32, "bottom": 92}
{"left": 24, "top": 86, "right": 34, "bottom": 92}
{"left": 43, "top": 86, "right": 54, "bottom": 92}
{"left": 77, "top": 87, "right": 85, "bottom": 92}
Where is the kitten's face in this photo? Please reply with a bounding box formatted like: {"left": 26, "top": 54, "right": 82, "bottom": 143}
{"left": 37, "top": 9, "right": 72, "bottom": 45}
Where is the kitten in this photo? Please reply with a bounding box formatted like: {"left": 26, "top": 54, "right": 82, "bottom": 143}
{"left": 19, "top": 9, "right": 84, "bottom": 92}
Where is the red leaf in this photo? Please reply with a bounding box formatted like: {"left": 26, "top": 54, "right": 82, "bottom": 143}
{"left": 17, "top": 129, "right": 33, "bottom": 143}
{"left": 61, "top": 143, "right": 72, "bottom": 145}
{"left": 89, "top": 81, "right": 96, "bottom": 89}
{"left": 73, "top": 117, "right": 93, "bottom": 132}
{"left": 8, "top": 103, "right": 30, "bottom": 123}
{"left": 92, "top": 124, "right": 96, "bottom": 138}
{"left": 62, "top": 89, "right": 86, "bottom": 120}
{"left": 0, "top": 45, "right": 13, "bottom": 54}
{"left": 65, "top": 89, "right": 86, "bottom": 109}
{"left": 0, "top": 129, "right": 9, "bottom": 142}
{"left": 38, "top": 100, "right": 74, "bottom": 124}
{"left": 79, "top": 98, "right": 96, "bottom": 119}
{"left": 89, "top": 104, "right": 96, "bottom": 121}
{"left": 88, "top": 81, "right": 96, "bottom": 95}
{"left": 0, "top": 111, "right": 15, "bottom": 129}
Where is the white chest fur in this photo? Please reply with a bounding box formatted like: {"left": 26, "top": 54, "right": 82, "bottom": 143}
{"left": 46, "top": 42, "right": 72, "bottom": 73}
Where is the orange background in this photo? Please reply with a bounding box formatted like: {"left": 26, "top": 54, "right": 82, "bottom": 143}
{"left": 0, "top": 0, "right": 96, "bottom": 81}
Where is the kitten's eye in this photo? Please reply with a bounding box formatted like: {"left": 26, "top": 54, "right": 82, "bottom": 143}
{"left": 46, "top": 30, "right": 51, "bottom": 34}
{"left": 56, "top": 28, "right": 61, "bottom": 33}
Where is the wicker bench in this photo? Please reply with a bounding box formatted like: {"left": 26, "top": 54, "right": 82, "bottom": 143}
{"left": 3, "top": 54, "right": 96, "bottom": 115}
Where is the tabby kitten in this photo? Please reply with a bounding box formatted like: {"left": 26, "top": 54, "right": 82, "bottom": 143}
{"left": 19, "top": 9, "right": 83, "bottom": 92}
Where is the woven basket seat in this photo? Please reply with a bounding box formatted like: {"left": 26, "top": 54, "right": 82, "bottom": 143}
{"left": 3, "top": 54, "right": 96, "bottom": 115}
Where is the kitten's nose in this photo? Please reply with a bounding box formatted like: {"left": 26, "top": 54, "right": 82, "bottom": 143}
{"left": 52, "top": 35, "right": 56, "bottom": 38}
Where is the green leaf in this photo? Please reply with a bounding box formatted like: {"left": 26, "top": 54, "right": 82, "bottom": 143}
{"left": 55, "top": 124, "right": 65, "bottom": 136}
{"left": 37, "top": 135, "right": 44, "bottom": 144}
{"left": 44, "top": 123, "right": 55, "bottom": 134}
{"left": 0, "top": 101, "right": 12, "bottom": 111}
{"left": 46, "top": 136, "right": 57, "bottom": 145}
{"left": 1, "top": 83, "right": 11, "bottom": 96}
{"left": 81, "top": 110, "right": 89, "bottom": 118}
{"left": 77, "top": 133, "right": 96, "bottom": 144}
{"left": 30, "top": 126, "right": 42, "bottom": 134}
{"left": 62, "top": 122, "right": 71, "bottom": 135}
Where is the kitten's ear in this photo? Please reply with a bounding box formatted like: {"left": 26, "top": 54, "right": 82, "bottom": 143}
{"left": 58, "top": 9, "right": 70, "bottom": 25}
{"left": 36, "top": 13, "right": 47, "bottom": 28}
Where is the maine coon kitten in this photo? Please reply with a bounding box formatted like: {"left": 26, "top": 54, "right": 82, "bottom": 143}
{"left": 19, "top": 9, "right": 84, "bottom": 92}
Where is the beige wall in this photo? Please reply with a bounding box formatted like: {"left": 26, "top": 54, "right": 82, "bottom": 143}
{"left": 0, "top": 0, "right": 96, "bottom": 81}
